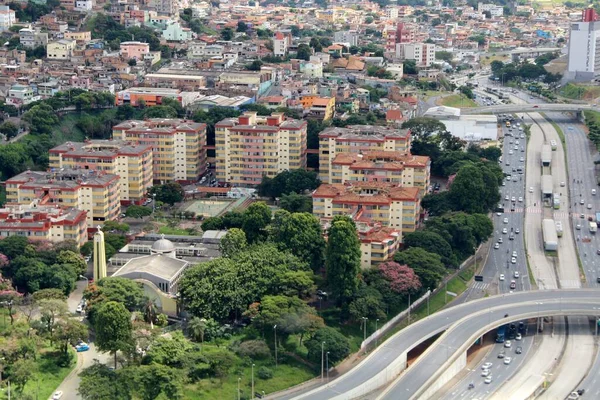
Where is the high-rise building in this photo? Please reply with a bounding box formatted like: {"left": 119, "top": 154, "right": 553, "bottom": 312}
{"left": 566, "top": 6, "right": 600, "bottom": 81}
{"left": 273, "top": 31, "right": 290, "bottom": 57}
{"left": 113, "top": 119, "right": 207, "bottom": 184}
{"left": 0, "top": 6, "right": 16, "bottom": 32}
{"left": 49, "top": 140, "right": 153, "bottom": 205}
{"left": 333, "top": 30, "right": 359, "bottom": 47}
{"left": 398, "top": 43, "right": 436, "bottom": 66}
{"left": 318, "top": 125, "right": 411, "bottom": 182}
{"left": 215, "top": 112, "right": 307, "bottom": 186}
{"left": 386, "top": 23, "right": 415, "bottom": 53}
{"left": 6, "top": 169, "right": 121, "bottom": 227}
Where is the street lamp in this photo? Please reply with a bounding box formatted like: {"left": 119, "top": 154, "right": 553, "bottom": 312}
{"left": 79, "top": 275, "right": 89, "bottom": 286}
{"left": 361, "top": 317, "right": 368, "bottom": 342}
{"left": 427, "top": 288, "right": 431, "bottom": 316}
{"left": 326, "top": 351, "right": 330, "bottom": 381}
{"left": 273, "top": 325, "right": 278, "bottom": 368}
{"left": 375, "top": 318, "right": 379, "bottom": 346}
{"left": 321, "top": 341, "right": 326, "bottom": 380}
{"left": 251, "top": 364, "right": 255, "bottom": 400}
{"left": 152, "top": 193, "right": 157, "bottom": 215}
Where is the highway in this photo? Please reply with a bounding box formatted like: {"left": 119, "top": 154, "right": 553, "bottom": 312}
{"left": 285, "top": 290, "right": 600, "bottom": 400}
{"left": 461, "top": 103, "right": 595, "bottom": 115}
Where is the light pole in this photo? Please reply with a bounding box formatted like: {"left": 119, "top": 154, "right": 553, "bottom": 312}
{"left": 408, "top": 293, "right": 411, "bottom": 324}
{"left": 326, "top": 351, "right": 330, "bottom": 381}
{"left": 427, "top": 288, "right": 431, "bottom": 316}
{"left": 362, "top": 317, "right": 368, "bottom": 342}
{"left": 251, "top": 364, "right": 255, "bottom": 399}
{"left": 237, "top": 377, "right": 241, "bottom": 400}
{"left": 79, "top": 275, "right": 89, "bottom": 286}
{"left": 375, "top": 318, "right": 379, "bottom": 346}
{"left": 273, "top": 325, "right": 278, "bottom": 368}
{"left": 321, "top": 341, "right": 325, "bottom": 380}
{"left": 152, "top": 193, "right": 157, "bottom": 215}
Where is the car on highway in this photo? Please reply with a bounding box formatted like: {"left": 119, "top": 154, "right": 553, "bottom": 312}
{"left": 502, "top": 181, "right": 506, "bottom": 186}
{"left": 593, "top": 189, "right": 597, "bottom": 195}
{"left": 518, "top": 197, "right": 523, "bottom": 202}
{"left": 504, "top": 357, "right": 512, "bottom": 365}
{"left": 567, "top": 392, "right": 580, "bottom": 400}
{"left": 509, "top": 233, "right": 515, "bottom": 240}
{"left": 503, "top": 228, "right": 508, "bottom": 234}
{"left": 512, "top": 251, "right": 517, "bottom": 258}
{"left": 514, "top": 145, "right": 519, "bottom": 151}
{"left": 484, "top": 376, "right": 493, "bottom": 384}
{"left": 497, "top": 352, "right": 505, "bottom": 359}
{"left": 515, "top": 228, "right": 520, "bottom": 234}
{"left": 580, "top": 199, "right": 585, "bottom": 205}
{"left": 499, "top": 274, "right": 505, "bottom": 281}
{"left": 576, "top": 224, "right": 582, "bottom": 230}
{"left": 513, "top": 176, "right": 518, "bottom": 182}
{"left": 505, "top": 195, "right": 510, "bottom": 201}
{"left": 515, "top": 346, "right": 522, "bottom": 354}
{"left": 529, "top": 187, "right": 533, "bottom": 193}
{"left": 520, "top": 157, "right": 524, "bottom": 162}
{"left": 516, "top": 333, "right": 522, "bottom": 340}
{"left": 511, "top": 257, "right": 517, "bottom": 264}
{"left": 597, "top": 277, "right": 600, "bottom": 283}
{"left": 510, "top": 280, "right": 516, "bottom": 289}
{"left": 504, "top": 340, "right": 512, "bottom": 348}
{"left": 494, "top": 243, "right": 500, "bottom": 249}
{"left": 509, "top": 150, "right": 514, "bottom": 155}
{"left": 511, "top": 197, "right": 516, "bottom": 202}
{"left": 503, "top": 218, "right": 509, "bottom": 224}
{"left": 561, "top": 181, "right": 566, "bottom": 187}
{"left": 482, "top": 362, "right": 493, "bottom": 369}
{"left": 481, "top": 369, "right": 491, "bottom": 377}
{"left": 514, "top": 271, "right": 520, "bottom": 278}
{"left": 52, "top": 391, "right": 63, "bottom": 400}
{"left": 588, "top": 204, "right": 592, "bottom": 209}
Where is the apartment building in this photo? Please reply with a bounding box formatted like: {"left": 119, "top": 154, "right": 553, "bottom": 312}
{"left": 63, "top": 31, "right": 92, "bottom": 43}
{"left": 144, "top": 73, "right": 207, "bottom": 90}
{"left": 318, "top": 125, "right": 411, "bottom": 182}
{"left": 329, "top": 151, "right": 430, "bottom": 193}
{"left": 215, "top": 112, "right": 307, "bottom": 186}
{"left": 398, "top": 43, "right": 436, "bottom": 67}
{"left": 566, "top": 7, "right": 600, "bottom": 81}
{"left": 0, "top": 6, "right": 15, "bottom": 32}
{"left": 358, "top": 223, "right": 401, "bottom": 268}
{"left": 386, "top": 22, "right": 416, "bottom": 53}
{"left": 112, "top": 119, "right": 207, "bottom": 184}
{"left": 151, "top": 0, "right": 176, "bottom": 15}
{"left": 273, "top": 31, "right": 290, "bottom": 57}
{"left": 6, "top": 169, "right": 121, "bottom": 227}
{"left": 47, "top": 39, "right": 76, "bottom": 60}
{"left": 312, "top": 181, "right": 422, "bottom": 234}
{"left": 333, "top": 30, "right": 359, "bottom": 46}
{"left": 19, "top": 28, "right": 48, "bottom": 48}
{"left": 0, "top": 204, "right": 87, "bottom": 247}
{"left": 120, "top": 41, "right": 150, "bottom": 60}
{"left": 49, "top": 140, "right": 153, "bottom": 205}
{"left": 307, "top": 97, "right": 335, "bottom": 121}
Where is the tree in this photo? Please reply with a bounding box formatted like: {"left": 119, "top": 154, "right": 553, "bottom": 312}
{"left": 0, "top": 121, "right": 18, "bottom": 139}
{"left": 378, "top": 261, "right": 421, "bottom": 293}
{"left": 237, "top": 20, "right": 248, "bottom": 33}
{"left": 431, "top": 17, "right": 441, "bottom": 26}
{"left": 279, "top": 192, "right": 313, "bottom": 213}
{"left": 187, "top": 317, "right": 207, "bottom": 344}
{"left": 125, "top": 205, "right": 152, "bottom": 219}
{"left": 393, "top": 248, "right": 446, "bottom": 289}
{"left": 94, "top": 301, "right": 133, "bottom": 368}
{"left": 132, "top": 364, "right": 183, "bottom": 400}
{"left": 325, "top": 216, "right": 360, "bottom": 303}
{"left": 490, "top": 60, "right": 504, "bottom": 75}
{"left": 257, "top": 169, "right": 320, "bottom": 198}
{"left": 305, "top": 327, "right": 350, "bottom": 364}
{"left": 348, "top": 285, "right": 386, "bottom": 322}
{"left": 55, "top": 319, "right": 88, "bottom": 355}
{"left": 11, "top": 358, "right": 36, "bottom": 394}
{"left": 79, "top": 363, "right": 131, "bottom": 400}
{"left": 296, "top": 44, "right": 312, "bottom": 61}
{"left": 149, "top": 182, "right": 185, "bottom": 205}
{"left": 87, "top": 277, "right": 146, "bottom": 312}
{"left": 271, "top": 211, "right": 325, "bottom": 272}
{"left": 0, "top": 235, "right": 29, "bottom": 259}
{"left": 0, "top": 290, "right": 22, "bottom": 325}
{"left": 57, "top": 250, "right": 87, "bottom": 276}
{"left": 219, "top": 228, "right": 247, "bottom": 258}
{"left": 102, "top": 221, "right": 130, "bottom": 234}
{"left": 448, "top": 163, "right": 500, "bottom": 213}
{"left": 39, "top": 298, "right": 68, "bottom": 337}
{"left": 402, "top": 230, "right": 456, "bottom": 267}
{"left": 241, "top": 202, "right": 272, "bottom": 243}
{"left": 220, "top": 27, "right": 234, "bottom": 41}
{"left": 309, "top": 37, "right": 323, "bottom": 52}
{"left": 458, "top": 85, "right": 474, "bottom": 99}
{"left": 144, "top": 106, "right": 178, "bottom": 119}
{"left": 21, "top": 103, "right": 59, "bottom": 135}
{"left": 403, "top": 59, "right": 418, "bottom": 74}
{"left": 435, "top": 51, "right": 453, "bottom": 62}
{"left": 246, "top": 60, "right": 263, "bottom": 71}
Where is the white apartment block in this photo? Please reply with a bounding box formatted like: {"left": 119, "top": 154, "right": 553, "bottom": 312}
{"left": 273, "top": 31, "right": 289, "bottom": 57}
{"left": 477, "top": 2, "right": 504, "bottom": 17}
{"left": 0, "top": 6, "right": 16, "bottom": 32}
{"left": 566, "top": 8, "right": 600, "bottom": 81}
{"left": 333, "top": 30, "right": 359, "bottom": 47}
{"left": 385, "top": 6, "right": 399, "bottom": 20}
{"left": 399, "top": 43, "right": 436, "bottom": 67}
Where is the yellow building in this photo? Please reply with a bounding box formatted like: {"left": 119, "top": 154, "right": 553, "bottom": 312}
{"left": 112, "top": 119, "right": 207, "bottom": 184}
{"left": 358, "top": 224, "right": 402, "bottom": 268}
{"left": 215, "top": 112, "right": 307, "bottom": 186}
{"left": 0, "top": 204, "right": 87, "bottom": 247}
{"left": 305, "top": 96, "right": 335, "bottom": 121}
{"left": 312, "top": 181, "right": 421, "bottom": 234}
{"left": 318, "top": 125, "right": 412, "bottom": 182}
{"left": 46, "top": 39, "right": 76, "bottom": 60}
{"left": 330, "top": 151, "right": 430, "bottom": 194}
{"left": 6, "top": 169, "right": 120, "bottom": 229}
{"left": 63, "top": 31, "right": 91, "bottom": 42}
{"left": 49, "top": 140, "right": 153, "bottom": 205}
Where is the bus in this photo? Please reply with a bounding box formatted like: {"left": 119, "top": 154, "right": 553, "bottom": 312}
{"left": 506, "top": 121, "right": 511, "bottom": 128}
{"left": 496, "top": 324, "right": 507, "bottom": 343}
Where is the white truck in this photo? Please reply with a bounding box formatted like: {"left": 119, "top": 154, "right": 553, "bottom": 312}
{"left": 590, "top": 221, "right": 597, "bottom": 234}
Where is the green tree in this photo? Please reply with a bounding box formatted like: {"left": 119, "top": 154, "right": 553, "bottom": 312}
{"left": 402, "top": 230, "right": 456, "bottom": 267}
{"left": 403, "top": 59, "right": 418, "bottom": 74}
{"left": 296, "top": 43, "right": 312, "bottom": 61}
{"left": 246, "top": 60, "right": 264, "bottom": 71}
{"left": 132, "top": 364, "right": 183, "bottom": 400}
{"left": 11, "top": 358, "right": 36, "bottom": 394}
{"left": 0, "top": 235, "right": 29, "bottom": 259}
{"left": 94, "top": 301, "right": 134, "bottom": 368}
{"left": 220, "top": 27, "right": 234, "bottom": 41}
{"left": 257, "top": 169, "right": 320, "bottom": 198}
{"left": 305, "top": 327, "right": 350, "bottom": 364}
{"left": 143, "top": 106, "right": 177, "bottom": 119}
{"left": 125, "top": 205, "right": 152, "bottom": 218}
{"left": 55, "top": 318, "right": 89, "bottom": 355}
{"left": 435, "top": 51, "right": 453, "bottom": 62}
{"left": 271, "top": 211, "right": 325, "bottom": 271}
{"left": 348, "top": 285, "right": 386, "bottom": 322}
{"left": 187, "top": 317, "right": 207, "bottom": 344}
{"left": 21, "top": 103, "right": 59, "bottom": 135}
{"left": 490, "top": 60, "right": 504, "bottom": 75}
{"left": 219, "top": 228, "right": 247, "bottom": 258}
{"left": 309, "top": 37, "right": 323, "bottom": 52}
{"left": 102, "top": 221, "right": 130, "bottom": 233}
{"left": 149, "top": 182, "right": 185, "bottom": 205}
{"left": 393, "top": 247, "right": 446, "bottom": 289}
{"left": 242, "top": 202, "right": 272, "bottom": 243}
{"left": 78, "top": 363, "right": 131, "bottom": 400}
{"left": 0, "top": 121, "right": 19, "bottom": 139}
{"left": 237, "top": 20, "right": 248, "bottom": 33}
{"left": 325, "top": 216, "right": 360, "bottom": 303}
{"left": 57, "top": 250, "right": 87, "bottom": 276}
{"left": 279, "top": 192, "right": 313, "bottom": 213}
{"left": 39, "top": 298, "right": 68, "bottom": 337}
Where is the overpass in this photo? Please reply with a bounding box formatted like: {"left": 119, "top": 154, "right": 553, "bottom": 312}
{"left": 284, "top": 290, "right": 600, "bottom": 400}
{"left": 461, "top": 103, "right": 595, "bottom": 115}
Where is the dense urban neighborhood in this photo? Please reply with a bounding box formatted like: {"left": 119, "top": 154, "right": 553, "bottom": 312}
{"left": 0, "top": 0, "right": 599, "bottom": 398}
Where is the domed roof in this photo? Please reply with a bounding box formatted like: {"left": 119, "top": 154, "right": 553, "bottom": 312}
{"left": 151, "top": 234, "right": 175, "bottom": 253}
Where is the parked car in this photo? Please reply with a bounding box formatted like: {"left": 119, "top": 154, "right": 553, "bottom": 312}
{"left": 52, "top": 391, "right": 64, "bottom": 400}
{"left": 76, "top": 343, "right": 90, "bottom": 352}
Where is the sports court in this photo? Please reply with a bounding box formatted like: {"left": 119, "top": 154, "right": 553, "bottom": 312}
{"left": 184, "top": 199, "right": 232, "bottom": 217}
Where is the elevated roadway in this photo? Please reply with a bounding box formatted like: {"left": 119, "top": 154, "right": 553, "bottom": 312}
{"left": 285, "top": 290, "right": 600, "bottom": 400}
{"left": 461, "top": 103, "right": 595, "bottom": 115}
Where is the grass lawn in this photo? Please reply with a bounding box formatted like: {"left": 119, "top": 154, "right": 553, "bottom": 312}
{"left": 440, "top": 94, "right": 478, "bottom": 108}
{"left": 480, "top": 54, "right": 510, "bottom": 66}
{"left": 50, "top": 113, "right": 87, "bottom": 143}
{"left": 182, "top": 345, "right": 314, "bottom": 399}
{"left": 584, "top": 110, "right": 600, "bottom": 125}
{"left": 559, "top": 83, "right": 600, "bottom": 101}
{"left": 158, "top": 225, "right": 200, "bottom": 236}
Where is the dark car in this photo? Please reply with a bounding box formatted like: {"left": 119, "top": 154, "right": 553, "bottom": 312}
{"left": 597, "top": 277, "right": 600, "bottom": 284}
{"left": 497, "top": 352, "right": 505, "bottom": 359}
{"left": 515, "top": 346, "right": 522, "bottom": 354}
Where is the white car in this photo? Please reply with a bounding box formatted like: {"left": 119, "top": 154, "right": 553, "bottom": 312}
{"left": 576, "top": 224, "right": 581, "bottom": 230}
{"left": 481, "top": 369, "right": 491, "bottom": 377}
{"left": 588, "top": 204, "right": 593, "bottom": 209}
{"left": 499, "top": 274, "right": 505, "bottom": 281}
{"left": 512, "top": 251, "right": 517, "bottom": 258}
{"left": 518, "top": 197, "right": 523, "bottom": 202}
{"left": 514, "top": 271, "right": 520, "bottom": 278}
{"left": 511, "top": 257, "right": 517, "bottom": 264}
{"left": 482, "top": 362, "right": 493, "bottom": 369}
{"left": 504, "top": 340, "right": 512, "bottom": 348}
{"left": 503, "top": 218, "right": 509, "bottom": 224}
{"left": 515, "top": 228, "right": 520, "bottom": 234}
{"left": 509, "top": 150, "right": 514, "bottom": 155}
{"left": 560, "top": 181, "right": 565, "bottom": 187}
{"left": 76, "top": 305, "right": 83, "bottom": 313}
{"left": 514, "top": 145, "right": 519, "bottom": 151}
{"left": 511, "top": 197, "right": 516, "bottom": 202}
{"left": 52, "top": 391, "right": 63, "bottom": 400}
{"left": 593, "top": 189, "right": 597, "bottom": 195}
{"left": 494, "top": 243, "right": 500, "bottom": 249}
{"left": 516, "top": 333, "right": 522, "bottom": 341}
{"left": 520, "top": 157, "right": 524, "bottom": 162}
{"left": 505, "top": 195, "right": 510, "bottom": 201}
{"left": 529, "top": 187, "right": 533, "bottom": 193}
{"left": 580, "top": 199, "right": 585, "bottom": 205}
{"left": 484, "top": 376, "right": 493, "bottom": 384}
{"left": 504, "top": 357, "right": 512, "bottom": 365}
{"left": 502, "top": 228, "right": 508, "bottom": 234}
{"left": 498, "top": 238, "right": 503, "bottom": 243}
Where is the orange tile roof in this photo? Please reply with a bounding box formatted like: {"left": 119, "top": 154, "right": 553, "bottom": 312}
{"left": 312, "top": 97, "right": 332, "bottom": 106}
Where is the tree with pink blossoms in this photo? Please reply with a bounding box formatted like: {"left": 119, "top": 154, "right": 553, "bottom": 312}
{"left": 378, "top": 261, "right": 421, "bottom": 295}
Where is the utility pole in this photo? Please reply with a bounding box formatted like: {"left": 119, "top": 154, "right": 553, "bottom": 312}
{"left": 273, "top": 325, "right": 278, "bottom": 368}
{"left": 321, "top": 341, "right": 325, "bottom": 380}
{"left": 251, "top": 364, "right": 255, "bottom": 400}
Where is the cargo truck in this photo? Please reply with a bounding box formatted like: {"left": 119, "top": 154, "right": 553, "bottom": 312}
{"left": 591, "top": 221, "right": 597, "bottom": 234}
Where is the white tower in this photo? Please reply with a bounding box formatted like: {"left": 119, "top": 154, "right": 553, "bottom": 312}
{"left": 93, "top": 225, "right": 107, "bottom": 281}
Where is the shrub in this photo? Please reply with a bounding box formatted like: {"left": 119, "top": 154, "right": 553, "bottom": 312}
{"left": 258, "top": 366, "right": 273, "bottom": 380}
{"left": 236, "top": 339, "right": 271, "bottom": 360}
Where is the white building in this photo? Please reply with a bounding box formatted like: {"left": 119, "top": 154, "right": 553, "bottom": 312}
{"left": 300, "top": 60, "right": 323, "bottom": 78}
{"left": 333, "top": 30, "right": 359, "bottom": 47}
{"left": 162, "top": 22, "right": 193, "bottom": 42}
{"left": 0, "top": 6, "right": 16, "bottom": 32}
{"left": 424, "top": 106, "right": 499, "bottom": 141}
{"left": 399, "top": 43, "right": 436, "bottom": 66}
{"left": 273, "top": 31, "right": 289, "bottom": 57}
{"left": 385, "top": 6, "right": 399, "bottom": 20}
{"left": 75, "top": 0, "right": 93, "bottom": 11}
{"left": 477, "top": 2, "right": 503, "bottom": 17}
{"left": 566, "top": 7, "right": 600, "bottom": 81}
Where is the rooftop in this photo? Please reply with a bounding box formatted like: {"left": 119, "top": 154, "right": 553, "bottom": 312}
{"left": 113, "top": 254, "right": 188, "bottom": 283}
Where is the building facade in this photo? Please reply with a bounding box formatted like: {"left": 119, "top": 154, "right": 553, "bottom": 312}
{"left": 47, "top": 39, "right": 76, "bottom": 60}
{"left": 566, "top": 7, "right": 600, "bottom": 81}
{"left": 120, "top": 41, "right": 150, "bottom": 60}
{"left": 215, "top": 112, "right": 307, "bottom": 186}
{"left": 49, "top": 140, "right": 154, "bottom": 205}
{"left": 399, "top": 43, "right": 436, "bottom": 67}
{"left": 0, "top": 204, "right": 87, "bottom": 247}
{"left": 0, "top": 6, "right": 15, "bottom": 32}
{"left": 318, "top": 125, "right": 411, "bottom": 182}
{"left": 333, "top": 30, "right": 359, "bottom": 46}
{"left": 113, "top": 119, "right": 207, "bottom": 184}
{"left": 19, "top": 28, "right": 48, "bottom": 48}
{"left": 6, "top": 169, "right": 121, "bottom": 227}
{"left": 273, "top": 31, "right": 290, "bottom": 57}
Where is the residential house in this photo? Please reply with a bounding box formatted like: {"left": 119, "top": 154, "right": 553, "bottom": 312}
{"left": 19, "top": 28, "right": 48, "bottom": 48}
{"left": 120, "top": 41, "right": 150, "bottom": 60}
{"left": 47, "top": 39, "right": 76, "bottom": 60}
{"left": 162, "top": 22, "right": 193, "bottom": 42}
